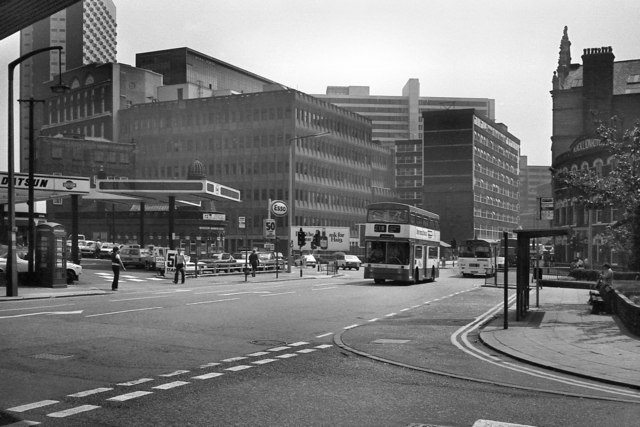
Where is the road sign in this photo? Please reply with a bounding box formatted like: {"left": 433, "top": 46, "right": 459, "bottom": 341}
{"left": 270, "top": 200, "right": 288, "bottom": 217}
{"left": 239, "top": 216, "right": 245, "bottom": 229}
{"left": 539, "top": 197, "right": 554, "bottom": 220}
{"left": 264, "top": 218, "right": 276, "bottom": 239}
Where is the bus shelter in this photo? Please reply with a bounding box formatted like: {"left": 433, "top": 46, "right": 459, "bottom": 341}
{"left": 514, "top": 228, "right": 569, "bottom": 320}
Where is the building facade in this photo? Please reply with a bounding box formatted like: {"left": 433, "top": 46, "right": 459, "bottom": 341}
{"left": 118, "top": 88, "right": 395, "bottom": 253}
{"left": 550, "top": 27, "right": 640, "bottom": 266}
{"left": 314, "top": 79, "right": 495, "bottom": 147}
{"left": 417, "top": 109, "right": 520, "bottom": 245}
{"left": 519, "top": 155, "right": 552, "bottom": 230}
{"left": 19, "top": 0, "right": 117, "bottom": 171}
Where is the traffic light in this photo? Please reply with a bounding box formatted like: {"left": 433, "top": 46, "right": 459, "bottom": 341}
{"left": 297, "top": 228, "right": 306, "bottom": 247}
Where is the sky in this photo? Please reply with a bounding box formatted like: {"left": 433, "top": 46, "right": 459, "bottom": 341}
{"left": 2, "top": 0, "right": 640, "bottom": 169}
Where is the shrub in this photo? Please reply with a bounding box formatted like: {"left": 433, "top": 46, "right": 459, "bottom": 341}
{"left": 568, "top": 269, "right": 601, "bottom": 281}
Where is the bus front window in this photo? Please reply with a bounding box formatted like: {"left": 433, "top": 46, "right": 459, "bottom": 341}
{"left": 387, "top": 242, "right": 410, "bottom": 265}
{"left": 367, "top": 241, "right": 385, "bottom": 263}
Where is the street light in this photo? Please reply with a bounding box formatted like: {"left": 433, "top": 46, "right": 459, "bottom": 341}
{"left": 5, "top": 46, "right": 66, "bottom": 297}
{"left": 287, "top": 131, "right": 330, "bottom": 273}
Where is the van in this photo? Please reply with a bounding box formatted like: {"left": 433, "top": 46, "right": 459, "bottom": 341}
{"left": 335, "top": 252, "right": 361, "bottom": 270}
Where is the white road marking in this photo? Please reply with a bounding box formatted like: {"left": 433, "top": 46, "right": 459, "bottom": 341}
{"left": 225, "top": 365, "right": 253, "bottom": 372}
{"left": 68, "top": 387, "right": 113, "bottom": 397}
{"left": 252, "top": 358, "right": 278, "bottom": 365}
{"left": 159, "top": 370, "right": 190, "bottom": 377}
{"left": 107, "top": 391, "right": 153, "bottom": 401}
{"left": 186, "top": 298, "right": 239, "bottom": 305}
{"left": 312, "top": 286, "right": 337, "bottom": 291}
{"left": 110, "top": 295, "right": 170, "bottom": 301}
{"left": 400, "top": 308, "right": 410, "bottom": 312}
{"left": 288, "top": 341, "right": 309, "bottom": 347}
{"left": 152, "top": 381, "right": 190, "bottom": 390}
{"left": 7, "top": 400, "right": 59, "bottom": 412}
{"left": 368, "top": 318, "right": 379, "bottom": 322}
{"left": 117, "top": 378, "right": 154, "bottom": 386}
{"left": 315, "top": 332, "right": 333, "bottom": 338}
{"left": 222, "top": 356, "right": 247, "bottom": 362}
{"left": 260, "top": 291, "right": 296, "bottom": 297}
{"left": 276, "top": 353, "right": 298, "bottom": 359}
{"left": 344, "top": 324, "right": 359, "bottom": 330}
{"left": 315, "top": 344, "right": 333, "bottom": 349}
{"left": 246, "top": 351, "right": 270, "bottom": 357}
{"left": 297, "top": 348, "right": 316, "bottom": 354}
{"left": 47, "top": 405, "right": 100, "bottom": 418}
{"left": 86, "top": 307, "right": 162, "bottom": 317}
{"left": 0, "top": 303, "right": 74, "bottom": 313}
{"left": 267, "top": 346, "right": 290, "bottom": 352}
{"left": 192, "top": 372, "right": 224, "bottom": 380}
{"left": 385, "top": 313, "right": 397, "bottom": 317}
{"left": 199, "top": 362, "right": 221, "bottom": 368}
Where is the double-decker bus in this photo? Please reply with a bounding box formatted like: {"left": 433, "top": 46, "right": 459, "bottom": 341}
{"left": 363, "top": 202, "right": 440, "bottom": 284}
{"left": 458, "top": 239, "right": 498, "bottom": 277}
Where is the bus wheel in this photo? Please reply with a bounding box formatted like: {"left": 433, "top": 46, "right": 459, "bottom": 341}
{"left": 374, "top": 279, "right": 384, "bottom": 284}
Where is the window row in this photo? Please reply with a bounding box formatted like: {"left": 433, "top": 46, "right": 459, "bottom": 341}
{"left": 474, "top": 193, "right": 518, "bottom": 212}
{"left": 473, "top": 145, "right": 517, "bottom": 175}
{"left": 473, "top": 208, "right": 518, "bottom": 224}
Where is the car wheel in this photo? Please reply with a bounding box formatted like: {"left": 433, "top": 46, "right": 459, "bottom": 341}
{"left": 355, "top": 267, "right": 360, "bottom": 270}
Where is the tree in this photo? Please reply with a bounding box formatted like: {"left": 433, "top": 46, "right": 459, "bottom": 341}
{"left": 556, "top": 118, "right": 640, "bottom": 270}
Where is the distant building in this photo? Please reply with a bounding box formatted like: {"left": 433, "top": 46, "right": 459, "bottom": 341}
{"left": 519, "top": 156, "right": 552, "bottom": 230}
{"left": 550, "top": 26, "right": 640, "bottom": 265}
{"left": 118, "top": 88, "right": 395, "bottom": 253}
{"left": 314, "top": 79, "right": 495, "bottom": 147}
{"left": 415, "top": 109, "right": 520, "bottom": 245}
{"left": 19, "top": 0, "right": 117, "bottom": 171}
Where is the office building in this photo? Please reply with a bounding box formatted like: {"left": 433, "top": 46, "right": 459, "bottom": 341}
{"left": 314, "top": 79, "right": 495, "bottom": 147}
{"left": 118, "top": 88, "right": 395, "bottom": 253}
{"left": 19, "top": 0, "right": 117, "bottom": 170}
{"left": 551, "top": 27, "right": 640, "bottom": 265}
{"left": 519, "top": 156, "right": 552, "bottom": 230}
{"left": 416, "top": 109, "right": 520, "bottom": 245}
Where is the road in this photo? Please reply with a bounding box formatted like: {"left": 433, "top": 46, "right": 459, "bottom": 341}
{"left": 1, "top": 265, "right": 638, "bottom": 426}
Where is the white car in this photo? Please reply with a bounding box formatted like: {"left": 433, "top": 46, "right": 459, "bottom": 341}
{"left": 0, "top": 250, "right": 82, "bottom": 284}
{"left": 294, "top": 254, "right": 317, "bottom": 267}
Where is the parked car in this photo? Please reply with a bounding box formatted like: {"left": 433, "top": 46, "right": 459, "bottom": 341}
{"left": 0, "top": 245, "right": 82, "bottom": 284}
{"left": 258, "top": 252, "right": 285, "bottom": 270}
{"left": 80, "top": 240, "right": 98, "bottom": 258}
{"left": 98, "top": 242, "right": 120, "bottom": 259}
{"left": 199, "top": 252, "right": 241, "bottom": 273}
{"left": 294, "top": 254, "right": 317, "bottom": 267}
{"left": 119, "top": 246, "right": 148, "bottom": 268}
{"left": 336, "top": 254, "right": 361, "bottom": 270}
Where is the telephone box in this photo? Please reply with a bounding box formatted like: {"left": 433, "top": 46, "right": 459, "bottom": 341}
{"left": 36, "top": 222, "right": 68, "bottom": 288}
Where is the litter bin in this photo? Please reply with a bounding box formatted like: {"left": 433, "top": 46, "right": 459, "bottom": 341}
{"left": 36, "top": 222, "right": 68, "bottom": 288}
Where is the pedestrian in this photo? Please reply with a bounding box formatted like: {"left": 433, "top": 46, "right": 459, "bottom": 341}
{"left": 174, "top": 248, "right": 186, "bottom": 284}
{"left": 249, "top": 250, "right": 259, "bottom": 277}
{"left": 111, "top": 246, "right": 125, "bottom": 291}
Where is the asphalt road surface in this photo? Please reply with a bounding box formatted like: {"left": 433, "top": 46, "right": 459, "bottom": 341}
{"left": 1, "top": 267, "right": 637, "bottom": 426}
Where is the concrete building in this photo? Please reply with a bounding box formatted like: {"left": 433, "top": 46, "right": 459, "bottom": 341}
{"left": 415, "top": 109, "right": 520, "bottom": 245}
{"left": 550, "top": 26, "right": 640, "bottom": 266}
{"left": 118, "top": 88, "right": 395, "bottom": 253}
{"left": 19, "top": 0, "right": 117, "bottom": 170}
{"left": 314, "top": 79, "right": 495, "bottom": 147}
{"left": 519, "top": 156, "right": 552, "bottom": 230}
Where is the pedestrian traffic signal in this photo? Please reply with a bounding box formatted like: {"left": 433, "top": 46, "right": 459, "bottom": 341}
{"left": 297, "top": 228, "right": 306, "bottom": 247}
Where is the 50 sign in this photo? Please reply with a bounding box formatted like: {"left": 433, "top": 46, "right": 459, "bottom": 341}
{"left": 264, "top": 219, "right": 276, "bottom": 239}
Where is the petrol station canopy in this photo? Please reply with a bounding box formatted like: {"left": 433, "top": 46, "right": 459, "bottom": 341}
{"left": 0, "top": 172, "right": 90, "bottom": 204}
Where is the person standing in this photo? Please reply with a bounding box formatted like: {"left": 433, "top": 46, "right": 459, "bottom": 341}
{"left": 174, "top": 248, "right": 186, "bottom": 284}
{"left": 601, "top": 263, "right": 615, "bottom": 313}
{"left": 249, "top": 250, "right": 259, "bottom": 277}
{"left": 111, "top": 246, "right": 125, "bottom": 291}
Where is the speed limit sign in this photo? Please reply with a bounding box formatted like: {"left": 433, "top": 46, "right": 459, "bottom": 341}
{"left": 264, "top": 218, "right": 276, "bottom": 239}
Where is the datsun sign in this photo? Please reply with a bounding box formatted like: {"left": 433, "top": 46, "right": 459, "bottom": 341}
{"left": 270, "top": 200, "right": 288, "bottom": 217}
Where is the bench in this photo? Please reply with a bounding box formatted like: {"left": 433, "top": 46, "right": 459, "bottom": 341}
{"left": 589, "top": 289, "right": 606, "bottom": 314}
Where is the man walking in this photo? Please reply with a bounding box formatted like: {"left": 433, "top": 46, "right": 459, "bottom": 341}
{"left": 111, "top": 246, "right": 125, "bottom": 291}
{"left": 174, "top": 248, "right": 186, "bottom": 284}
{"left": 249, "top": 250, "right": 259, "bottom": 277}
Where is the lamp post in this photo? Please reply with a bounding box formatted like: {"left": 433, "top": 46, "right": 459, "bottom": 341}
{"left": 287, "top": 131, "right": 329, "bottom": 273}
{"left": 5, "top": 46, "right": 66, "bottom": 297}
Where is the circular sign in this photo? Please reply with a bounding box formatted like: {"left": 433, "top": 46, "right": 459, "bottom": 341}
{"left": 270, "top": 200, "right": 288, "bottom": 217}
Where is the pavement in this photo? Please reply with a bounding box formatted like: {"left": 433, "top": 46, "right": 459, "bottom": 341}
{"left": 1, "top": 268, "right": 639, "bottom": 391}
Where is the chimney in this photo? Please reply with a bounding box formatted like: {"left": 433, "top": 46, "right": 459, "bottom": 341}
{"left": 581, "top": 46, "right": 615, "bottom": 132}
